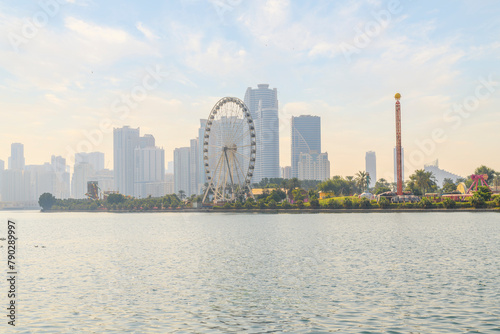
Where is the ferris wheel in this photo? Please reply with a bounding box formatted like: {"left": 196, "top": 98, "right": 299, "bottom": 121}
{"left": 202, "top": 97, "right": 256, "bottom": 203}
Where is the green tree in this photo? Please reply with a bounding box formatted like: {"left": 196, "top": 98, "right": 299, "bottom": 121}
{"left": 442, "top": 178, "right": 457, "bottom": 193}
{"left": 107, "top": 193, "right": 125, "bottom": 204}
{"left": 343, "top": 198, "right": 353, "bottom": 209}
{"left": 268, "top": 199, "right": 277, "bottom": 209}
{"left": 355, "top": 171, "right": 370, "bottom": 193}
{"left": 374, "top": 178, "right": 391, "bottom": 194}
{"left": 378, "top": 197, "right": 390, "bottom": 209}
{"left": 409, "top": 170, "right": 437, "bottom": 195}
{"left": 309, "top": 198, "right": 320, "bottom": 208}
{"left": 359, "top": 197, "right": 371, "bottom": 209}
{"left": 295, "top": 200, "right": 304, "bottom": 209}
{"left": 286, "top": 178, "right": 301, "bottom": 197}
{"left": 469, "top": 194, "right": 486, "bottom": 208}
{"left": 178, "top": 190, "right": 186, "bottom": 200}
{"left": 291, "top": 189, "right": 305, "bottom": 201}
{"left": 418, "top": 197, "right": 433, "bottom": 209}
{"left": 281, "top": 200, "right": 291, "bottom": 209}
{"left": 475, "top": 186, "right": 492, "bottom": 201}
{"left": 442, "top": 198, "right": 456, "bottom": 209}
{"left": 307, "top": 189, "right": 318, "bottom": 200}
{"left": 474, "top": 166, "right": 496, "bottom": 183}
{"left": 38, "top": 193, "right": 56, "bottom": 211}
{"left": 327, "top": 199, "right": 340, "bottom": 209}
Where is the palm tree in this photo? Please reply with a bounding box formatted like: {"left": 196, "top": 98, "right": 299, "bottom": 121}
{"left": 355, "top": 171, "right": 370, "bottom": 193}
{"left": 178, "top": 190, "right": 186, "bottom": 200}
{"left": 410, "top": 170, "right": 436, "bottom": 195}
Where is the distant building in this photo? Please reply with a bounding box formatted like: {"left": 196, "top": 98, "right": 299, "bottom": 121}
{"left": 113, "top": 126, "right": 161, "bottom": 197}
{"left": 282, "top": 166, "right": 292, "bottom": 179}
{"left": 114, "top": 126, "right": 140, "bottom": 196}
{"left": 424, "top": 160, "right": 462, "bottom": 187}
{"left": 166, "top": 161, "right": 174, "bottom": 174}
{"left": 72, "top": 162, "right": 93, "bottom": 199}
{"left": 365, "top": 151, "right": 376, "bottom": 188}
{"left": 8, "top": 143, "right": 25, "bottom": 170}
{"left": 2, "top": 143, "right": 31, "bottom": 202}
{"left": 75, "top": 152, "right": 105, "bottom": 172}
{"left": 190, "top": 138, "right": 199, "bottom": 196}
{"left": 134, "top": 146, "right": 165, "bottom": 198}
{"left": 244, "top": 84, "right": 280, "bottom": 182}
{"left": 92, "top": 169, "right": 114, "bottom": 193}
{"left": 298, "top": 151, "right": 330, "bottom": 181}
{"left": 1, "top": 169, "right": 31, "bottom": 202}
{"left": 0, "top": 160, "right": 4, "bottom": 201}
{"left": 198, "top": 119, "right": 207, "bottom": 194}
{"left": 291, "top": 116, "right": 321, "bottom": 178}
{"left": 394, "top": 147, "right": 405, "bottom": 183}
{"left": 174, "top": 147, "right": 191, "bottom": 196}
{"left": 165, "top": 173, "right": 174, "bottom": 195}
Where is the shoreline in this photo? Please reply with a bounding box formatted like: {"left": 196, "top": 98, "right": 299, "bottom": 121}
{"left": 38, "top": 208, "right": 500, "bottom": 213}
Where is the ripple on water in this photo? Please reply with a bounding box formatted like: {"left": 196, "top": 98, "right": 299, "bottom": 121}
{"left": 2, "top": 211, "right": 499, "bottom": 332}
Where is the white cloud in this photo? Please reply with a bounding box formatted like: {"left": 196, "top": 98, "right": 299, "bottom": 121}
{"left": 136, "top": 21, "right": 159, "bottom": 40}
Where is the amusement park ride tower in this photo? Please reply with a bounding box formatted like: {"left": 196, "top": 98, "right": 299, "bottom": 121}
{"left": 395, "top": 93, "right": 403, "bottom": 195}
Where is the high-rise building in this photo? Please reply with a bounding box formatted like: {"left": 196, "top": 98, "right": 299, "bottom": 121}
{"left": 8, "top": 143, "right": 25, "bottom": 170}
{"left": 134, "top": 146, "right": 165, "bottom": 198}
{"left": 291, "top": 115, "right": 321, "bottom": 178}
{"left": 365, "top": 151, "right": 376, "bottom": 188}
{"left": 282, "top": 166, "right": 292, "bottom": 179}
{"left": 166, "top": 161, "right": 174, "bottom": 174}
{"left": 198, "top": 119, "right": 207, "bottom": 193}
{"left": 113, "top": 127, "right": 158, "bottom": 197}
{"left": 298, "top": 151, "right": 330, "bottom": 181}
{"left": 114, "top": 126, "right": 140, "bottom": 196}
{"left": 50, "top": 156, "right": 70, "bottom": 199}
{"left": 190, "top": 138, "right": 199, "bottom": 196}
{"left": 394, "top": 147, "right": 405, "bottom": 183}
{"left": 244, "top": 84, "right": 280, "bottom": 182}
{"left": 174, "top": 147, "right": 191, "bottom": 196}
{"left": 1, "top": 169, "right": 31, "bottom": 202}
{"left": 72, "top": 162, "right": 93, "bottom": 199}
{"left": 2, "top": 144, "right": 31, "bottom": 202}
{"left": 0, "top": 160, "right": 3, "bottom": 201}
{"left": 75, "top": 152, "right": 105, "bottom": 172}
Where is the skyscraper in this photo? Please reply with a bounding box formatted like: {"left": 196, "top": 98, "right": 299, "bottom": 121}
{"left": 174, "top": 147, "right": 191, "bottom": 196}
{"left": 8, "top": 143, "right": 25, "bottom": 170}
{"left": 298, "top": 151, "right": 330, "bottom": 181}
{"left": 134, "top": 146, "right": 165, "bottom": 198}
{"left": 72, "top": 162, "right": 93, "bottom": 199}
{"left": 189, "top": 138, "right": 198, "bottom": 196}
{"left": 365, "top": 151, "right": 376, "bottom": 188}
{"left": 394, "top": 147, "right": 405, "bottom": 183}
{"left": 291, "top": 115, "right": 321, "bottom": 178}
{"left": 198, "top": 119, "right": 207, "bottom": 193}
{"left": 75, "top": 152, "right": 105, "bottom": 172}
{"left": 3, "top": 143, "right": 31, "bottom": 202}
{"left": 244, "top": 84, "right": 280, "bottom": 182}
{"left": 114, "top": 126, "right": 140, "bottom": 196}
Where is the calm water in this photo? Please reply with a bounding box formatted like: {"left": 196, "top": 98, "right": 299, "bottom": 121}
{"left": 0, "top": 211, "right": 499, "bottom": 333}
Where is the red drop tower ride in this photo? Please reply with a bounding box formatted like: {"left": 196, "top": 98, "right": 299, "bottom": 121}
{"left": 395, "top": 93, "right": 403, "bottom": 195}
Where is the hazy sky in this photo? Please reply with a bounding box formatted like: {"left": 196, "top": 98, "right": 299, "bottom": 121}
{"left": 0, "top": 0, "right": 499, "bottom": 181}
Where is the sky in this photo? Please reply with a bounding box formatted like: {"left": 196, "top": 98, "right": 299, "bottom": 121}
{"left": 0, "top": 0, "right": 499, "bottom": 182}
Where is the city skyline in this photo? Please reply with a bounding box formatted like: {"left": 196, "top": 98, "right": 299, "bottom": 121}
{"left": 0, "top": 1, "right": 499, "bottom": 179}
